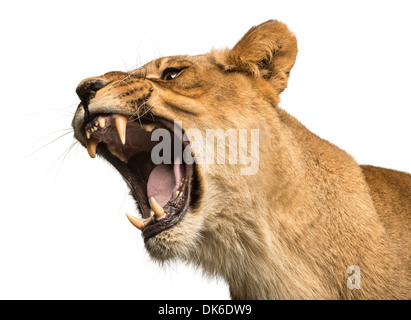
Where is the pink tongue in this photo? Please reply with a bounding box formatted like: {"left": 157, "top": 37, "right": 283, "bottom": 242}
{"left": 147, "top": 164, "right": 175, "bottom": 207}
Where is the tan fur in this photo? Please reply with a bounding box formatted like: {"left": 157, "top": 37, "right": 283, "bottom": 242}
{"left": 72, "top": 20, "right": 410, "bottom": 299}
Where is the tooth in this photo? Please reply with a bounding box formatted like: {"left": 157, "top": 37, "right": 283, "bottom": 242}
{"left": 142, "top": 216, "right": 155, "bottom": 228}
{"left": 142, "top": 123, "right": 156, "bottom": 133}
{"left": 126, "top": 213, "right": 156, "bottom": 230}
{"left": 175, "top": 191, "right": 180, "bottom": 197}
{"left": 108, "top": 144, "right": 127, "bottom": 163}
{"left": 108, "top": 144, "right": 116, "bottom": 155}
{"left": 142, "top": 122, "right": 165, "bottom": 133}
{"left": 115, "top": 115, "right": 127, "bottom": 145}
{"left": 126, "top": 213, "right": 145, "bottom": 230}
{"left": 86, "top": 129, "right": 91, "bottom": 139}
{"left": 98, "top": 118, "right": 106, "bottom": 128}
{"left": 116, "top": 148, "right": 128, "bottom": 163}
{"left": 86, "top": 138, "right": 99, "bottom": 158}
{"left": 149, "top": 197, "right": 166, "bottom": 220}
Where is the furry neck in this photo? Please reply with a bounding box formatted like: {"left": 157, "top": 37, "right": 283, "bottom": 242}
{"left": 194, "top": 107, "right": 401, "bottom": 299}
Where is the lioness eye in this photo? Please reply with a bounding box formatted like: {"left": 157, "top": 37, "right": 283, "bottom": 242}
{"left": 161, "top": 68, "right": 182, "bottom": 80}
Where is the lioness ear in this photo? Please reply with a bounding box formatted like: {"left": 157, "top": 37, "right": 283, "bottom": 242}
{"left": 218, "top": 20, "right": 297, "bottom": 93}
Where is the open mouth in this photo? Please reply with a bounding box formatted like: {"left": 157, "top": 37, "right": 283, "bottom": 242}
{"left": 83, "top": 113, "right": 195, "bottom": 240}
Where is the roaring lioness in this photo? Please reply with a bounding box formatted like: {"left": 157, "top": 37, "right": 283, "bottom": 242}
{"left": 72, "top": 20, "right": 410, "bottom": 299}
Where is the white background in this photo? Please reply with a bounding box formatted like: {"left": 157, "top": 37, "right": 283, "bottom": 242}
{"left": 1, "top": 0, "right": 410, "bottom": 299}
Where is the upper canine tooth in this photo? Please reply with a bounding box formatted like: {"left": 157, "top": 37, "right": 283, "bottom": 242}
{"left": 115, "top": 115, "right": 127, "bottom": 145}
{"left": 149, "top": 197, "right": 166, "bottom": 220}
{"left": 86, "top": 129, "right": 91, "bottom": 140}
{"left": 86, "top": 138, "right": 99, "bottom": 158}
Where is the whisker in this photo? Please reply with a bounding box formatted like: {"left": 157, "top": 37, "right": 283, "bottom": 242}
{"left": 120, "top": 57, "right": 130, "bottom": 73}
{"left": 14, "top": 130, "right": 74, "bottom": 167}
{"left": 49, "top": 140, "right": 79, "bottom": 182}
{"left": 20, "top": 108, "right": 76, "bottom": 120}
{"left": 8, "top": 129, "right": 78, "bottom": 185}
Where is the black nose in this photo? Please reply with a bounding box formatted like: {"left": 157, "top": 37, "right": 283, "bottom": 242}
{"left": 76, "top": 78, "right": 108, "bottom": 109}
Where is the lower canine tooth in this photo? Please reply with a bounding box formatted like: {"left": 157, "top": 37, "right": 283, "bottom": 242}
{"left": 126, "top": 213, "right": 145, "bottom": 230}
{"left": 86, "top": 138, "right": 99, "bottom": 158}
{"left": 149, "top": 197, "right": 166, "bottom": 220}
{"left": 126, "top": 213, "right": 155, "bottom": 230}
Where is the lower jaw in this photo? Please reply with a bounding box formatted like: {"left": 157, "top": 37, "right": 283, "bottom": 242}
{"left": 98, "top": 144, "right": 195, "bottom": 240}
{"left": 142, "top": 163, "right": 193, "bottom": 240}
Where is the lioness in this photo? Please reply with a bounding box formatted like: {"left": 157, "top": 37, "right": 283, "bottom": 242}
{"left": 72, "top": 20, "right": 410, "bottom": 299}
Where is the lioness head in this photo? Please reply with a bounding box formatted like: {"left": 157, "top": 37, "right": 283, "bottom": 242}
{"left": 73, "top": 21, "right": 297, "bottom": 259}
{"left": 72, "top": 20, "right": 297, "bottom": 261}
